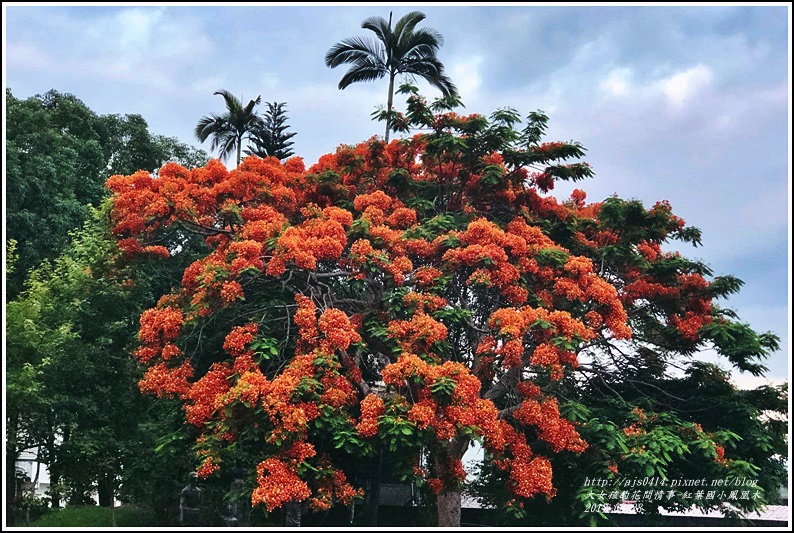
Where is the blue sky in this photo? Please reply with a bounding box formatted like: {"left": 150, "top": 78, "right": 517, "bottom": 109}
{"left": 3, "top": 4, "right": 791, "bottom": 386}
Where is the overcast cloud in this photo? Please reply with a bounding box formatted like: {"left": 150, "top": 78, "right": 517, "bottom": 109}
{"left": 4, "top": 4, "right": 790, "bottom": 384}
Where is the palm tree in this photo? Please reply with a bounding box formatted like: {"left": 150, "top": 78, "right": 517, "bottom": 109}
{"left": 325, "top": 11, "right": 458, "bottom": 142}
{"left": 194, "top": 90, "right": 263, "bottom": 166}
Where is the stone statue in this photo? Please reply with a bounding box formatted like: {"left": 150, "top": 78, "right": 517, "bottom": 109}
{"left": 224, "top": 464, "right": 249, "bottom": 527}
{"left": 180, "top": 471, "right": 201, "bottom": 527}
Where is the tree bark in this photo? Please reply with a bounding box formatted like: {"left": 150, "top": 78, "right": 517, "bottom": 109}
{"left": 433, "top": 436, "right": 469, "bottom": 527}
{"left": 437, "top": 487, "right": 462, "bottom": 527}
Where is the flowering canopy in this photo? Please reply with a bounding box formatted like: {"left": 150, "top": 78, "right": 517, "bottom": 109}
{"left": 107, "top": 88, "right": 777, "bottom": 523}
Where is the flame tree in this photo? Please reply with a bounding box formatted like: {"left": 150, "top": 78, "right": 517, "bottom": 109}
{"left": 106, "top": 88, "right": 780, "bottom": 526}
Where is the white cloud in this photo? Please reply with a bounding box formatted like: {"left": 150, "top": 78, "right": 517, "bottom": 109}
{"left": 449, "top": 54, "right": 483, "bottom": 102}
{"left": 658, "top": 64, "right": 713, "bottom": 106}
{"left": 600, "top": 67, "right": 632, "bottom": 97}
{"left": 114, "top": 8, "right": 164, "bottom": 50}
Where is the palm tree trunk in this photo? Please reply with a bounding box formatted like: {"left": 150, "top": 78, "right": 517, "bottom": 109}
{"left": 385, "top": 72, "right": 395, "bottom": 143}
{"left": 236, "top": 137, "right": 242, "bottom": 167}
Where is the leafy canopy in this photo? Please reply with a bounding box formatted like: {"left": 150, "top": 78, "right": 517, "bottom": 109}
{"left": 106, "top": 90, "right": 781, "bottom": 525}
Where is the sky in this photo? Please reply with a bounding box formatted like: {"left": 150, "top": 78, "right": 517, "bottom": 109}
{"left": 3, "top": 4, "right": 791, "bottom": 386}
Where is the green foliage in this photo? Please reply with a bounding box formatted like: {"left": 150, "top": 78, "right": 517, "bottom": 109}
{"left": 6, "top": 204, "right": 202, "bottom": 516}
{"left": 245, "top": 101, "right": 297, "bottom": 161}
{"left": 5, "top": 88, "right": 209, "bottom": 299}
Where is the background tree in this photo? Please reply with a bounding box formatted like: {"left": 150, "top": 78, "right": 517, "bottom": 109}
{"left": 6, "top": 89, "right": 106, "bottom": 299}
{"left": 325, "top": 11, "right": 457, "bottom": 142}
{"left": 245, "top": 102, "right": 297, "bottom": 161}
{"left": 6, "top": 88, "right": 209, "bottom": 525}
{"left": 106, "top": 90, "right": 782, "bottom": 526}
{"left": 5, "top": 88, "right": 209, "bottom": 300}
{"left": 5, "top": 204, "right": 212, "bottom": 523}
{"left": 194, "top": 90, "right": 263, "bottom": 167}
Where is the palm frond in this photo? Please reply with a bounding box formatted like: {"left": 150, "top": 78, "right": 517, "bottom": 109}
{"left": 338, "top": 59, "right": 388, "bottom": 89}
{"left": 216, "top": 133, "right": 238, "bottom": 163}
{"left": 243, "top": 95, "right": 262, "bottom": 116}
{"left": 398, "top": 27, "right": 443, "bottom": 58}
{"left": 403, "top": 61, "right": 458, "bottom": 97}
{"left": 361, "top": 15, "right": 391, "bottom": 44}
{"left": 325, "top": 36, "right": 385, "bottom": 68}
{"left": 194, "top": 114, "right": 229, "bottom": 143}
{"left": 327, "top": 10, "right": 456, "bottom": 106}
{"left": 213, "top": 89, "right": 243, "bottom": 116}
{"left": 393, "top": 11, "right": 426, "bottom": 43}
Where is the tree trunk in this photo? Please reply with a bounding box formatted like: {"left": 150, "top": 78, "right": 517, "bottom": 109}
{"left": 437, "top": 487, "right": 462, "bottom": 527}
{"left": 47, "top": 424, "right": 64, "bottom": 509}
{"left": 6, "top": 413, "right": 19, "bottom": 526}
{"left": 98, "top": 474, "right": 114, "bottom": 507}
{"left": 434, "top": 437, "right": 469, "bottom": 527}
{"left": 370, "top": 451, "right": 383, "bottom": 526}
{"left": 236, "top": 137, "right": 242, "bottom": 167}
{"left": 385, "top": 73, "right": 395, "bottom": 143}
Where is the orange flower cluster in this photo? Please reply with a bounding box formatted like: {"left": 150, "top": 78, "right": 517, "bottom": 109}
{"left": 357, "top": 393, "right": 385, "bottom": 437}
{"left": 223, "top": 323, "right": 259, "bottom": 356}
{"left": 293, "top": 294, "right": 319, "bottom": 348}
{"left": 138, "top": 307, "right": 183, "bottom": 345}
{"left": 513, "top": 398, "right": 587, "bottom": 453}
{"left": 382, "top": 355, "right": 502, "bottom": 442}
{"left": 266, "top": 209, "right": 349, "bottom": 275}
{"left": 671, "top": 312, "right": 713, "bottom": 341}
{"left": 318, "top": 308, "right": 362, "bottom": 352}
{"left": 309, "top": 461, "right": 363, "bottom": 511}
{"left": 486, "top": 422, "right": 558, "bottom": 500}
{"left": 413, "top": 266, "right": 444, "bottom": 287}
{"left": 387, "top": 313, "right": 448, "bottom": 354}
{"left": 251, "top": 458, "right": 312, "bottom": 512}
{"left": 184, "top": 363, "right": 233, "bottom": 426}
{"left": 196, "top": 456, "right": 221, "bottom": 479}
{"left": 348, "top": 237, "right": 414, "bottom": 284}
{"left": 138, "top": 360, "right": 193, "bottom": 398}
{"left": 636, "top": 241, "right": 661, "bottom": 261}
{"left": 509, "top": 456, "right": 554, "bottom": 498}
{"left": 427, "top": 478, "right": 444, "bottom": 494}
{"left": 714, "top": 445, "right": 728, "bottom": 466}
{"left": 442, "top": 219, "right": 524, "bottom": 303}
{"left": 487, "top": 306, "right": 592, "bottom": 375}
{"left": 402, "top": 291, "right": 448, "bottom": 313}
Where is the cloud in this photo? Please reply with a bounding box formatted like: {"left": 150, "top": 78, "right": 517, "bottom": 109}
{"left": 5, "top": 6, "right": 787, "bottom": 376}
{"left": 112, "top": 8, "right": 164, "bottom": 50}
{"left": 600, "top": 68, "right": 632, "bottom": 97}
{"left": 6, "top": 7, "right": 214, "bottom": 94}
{"left": 658, "top": 64, "right": 713, "bottom": 106}
{"left": 449, "top": 54, "right": 483, "bottom": 102}
{"left": 6, "top": 42, "right": 52, "bottom": 69}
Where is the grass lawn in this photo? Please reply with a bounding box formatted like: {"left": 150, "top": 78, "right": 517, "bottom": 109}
{"left": 30, "top": 505, "right": 155, "bottom": 527}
